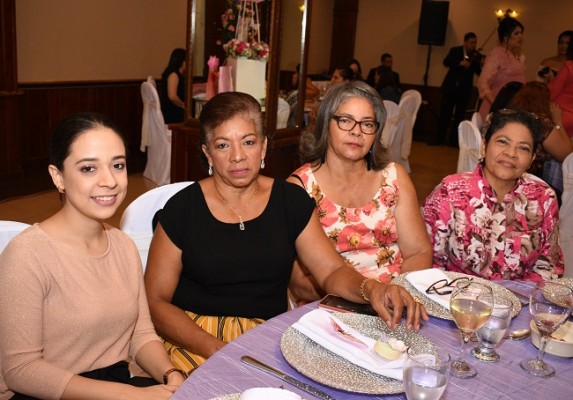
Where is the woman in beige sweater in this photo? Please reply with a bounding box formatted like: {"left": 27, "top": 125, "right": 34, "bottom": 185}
{"left": 0, "top": 113, "right": 184, "bottom": 400}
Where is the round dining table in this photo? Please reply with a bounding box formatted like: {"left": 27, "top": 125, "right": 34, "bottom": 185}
{"left": 172, "top": 280, "right": 573, "bottom": 399}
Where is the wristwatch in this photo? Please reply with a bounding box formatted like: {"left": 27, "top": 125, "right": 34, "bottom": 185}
{"left": 163, "top": 367, "right": 187, "bottom": 384}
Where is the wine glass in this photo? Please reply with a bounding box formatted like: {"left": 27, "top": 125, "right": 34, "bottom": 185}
{"left": 403, "top": 347, "right": 450, "bottom": 400}
{"left": 449, "top": 280, "right": 493, "bottom": 379}
{"left": 520, "top": 281, "right": 573, "bottom": 378}
{"left": 472, "top": 297, "right": 513, "bottom": 362}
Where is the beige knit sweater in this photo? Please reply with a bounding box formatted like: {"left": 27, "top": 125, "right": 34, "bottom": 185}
{"left": 0, "top": 224, "right": 161, "bottom": 400}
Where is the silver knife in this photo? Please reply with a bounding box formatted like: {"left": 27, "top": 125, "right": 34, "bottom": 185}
{"left": 241, "top": 355, "right": 336, "bottom": 400}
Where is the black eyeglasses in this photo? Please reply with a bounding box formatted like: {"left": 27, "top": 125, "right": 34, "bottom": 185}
{"left": 425, "top": 277, "right": 472, "bottom": 296}
{"left": 332, "top": 115, "right": 380, "bottom": 135}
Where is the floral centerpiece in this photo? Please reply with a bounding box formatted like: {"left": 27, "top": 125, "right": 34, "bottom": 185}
{"left": 218, "top": 0, "right": 268, "bottom": 101}
{"left": 218, "top": 0, "right": 269, "bottom": 61}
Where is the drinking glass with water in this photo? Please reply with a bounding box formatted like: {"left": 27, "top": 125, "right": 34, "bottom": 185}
{"left": 472, "top": 297, "right": 513, "bottom": 362}
{"left": 403, "top": 347, "right": 450, "bottom": 400}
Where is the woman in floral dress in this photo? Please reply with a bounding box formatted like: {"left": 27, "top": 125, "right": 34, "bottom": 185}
{"left": 423, "top": 109, "right": 564, "bottom": 281}
{"left": 288, "top": 81, "right": 432, "bottom": 303}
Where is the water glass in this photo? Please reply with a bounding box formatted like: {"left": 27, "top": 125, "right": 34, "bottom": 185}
{"left": 403, "top": 347, "right": 450, "bottom": 400}
{"left": 520, "top": 281, "right": 573, "bottom": 378}
{"left": 472, "top": 297, "right": 513, "bottom": 361}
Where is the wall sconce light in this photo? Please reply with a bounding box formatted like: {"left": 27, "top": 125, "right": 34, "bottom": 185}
{"left": 495, "top": 8, "right": 518, "bottom": 21}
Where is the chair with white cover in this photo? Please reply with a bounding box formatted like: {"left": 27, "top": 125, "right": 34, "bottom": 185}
{"left": 0, "top": 221, "right": 30, "bottom": 253}
{"left": 381, "top": 100, "right": 400, "bottom": 148}
{"left": 120, "top": 181, "right": 194, "bottom": 269}
{"left": 400, "top": 89, "right": 419, "bottom": 101}
{"left": 277, "top": 97, "right": 290, "bottom": 129}
{"left": 141, "top": 76, "right": 172, "bottom": 187}
{"left": 457, "top": 120, "right": 482, "bottom": 173}
{"left": 390, "top": 90, "right": 422, "bottom": 173}
{"left": 471, "top": 112, "right": 483, "bottom": 131}
{"left": 560, "top": 153, "right": 573, "bottom": 277}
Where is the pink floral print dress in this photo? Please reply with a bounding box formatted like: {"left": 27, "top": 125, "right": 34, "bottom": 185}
{"left": 292, "top": 163, "right": 402, "bottom": 283}
{"left": 422, "top": 164, "right": 563, "bottom": 281}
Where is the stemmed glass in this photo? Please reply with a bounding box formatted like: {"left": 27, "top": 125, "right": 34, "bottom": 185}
{"left": 520, "top": 281, "right": 573, "bottom": 378}
{"left": 403, "top": 347, "right": 450, "bottom": 400}
{"left": 472, "top": 297, "right": 513, "bottom": 362}
{"left": 449, "top": 280, "right": 493, "bottom": 378}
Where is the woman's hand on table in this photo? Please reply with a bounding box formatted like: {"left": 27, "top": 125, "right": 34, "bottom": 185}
{"left": 364, "top": 280, "right": 428, "bottom": 331}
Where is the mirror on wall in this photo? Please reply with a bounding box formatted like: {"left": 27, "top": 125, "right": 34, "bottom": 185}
{"left": 184, "top": 0, "right": 312, "bottom": 139}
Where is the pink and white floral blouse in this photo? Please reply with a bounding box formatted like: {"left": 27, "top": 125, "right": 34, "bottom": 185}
{"left": 292, "top": 163, "right": 402, "bottom": 283}
{"left": 422, "top": 164, "right": 563, "bottom": 281}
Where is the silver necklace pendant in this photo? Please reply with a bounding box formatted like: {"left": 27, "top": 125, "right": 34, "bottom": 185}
{"left": 238, "top": 216, "right": 245, "bottom": 231}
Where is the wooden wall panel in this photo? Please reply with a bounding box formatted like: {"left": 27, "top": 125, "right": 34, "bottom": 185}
{"left": 0, "top": 81, "right": 147, "bottom": 200}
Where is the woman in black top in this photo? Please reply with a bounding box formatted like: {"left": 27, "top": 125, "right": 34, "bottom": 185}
{"left": 160, "top": 48, "right": 186, "bottom": 124}
{"left": 144, "top": 92, "right": 428, "bottom": 374}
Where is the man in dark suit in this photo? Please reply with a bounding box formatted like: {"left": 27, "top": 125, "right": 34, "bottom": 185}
{"left": 434, "top": 32, "right": 483, "bottom": 146}
{"left": 366, "top": 53, "right": 401, "bottom": 90}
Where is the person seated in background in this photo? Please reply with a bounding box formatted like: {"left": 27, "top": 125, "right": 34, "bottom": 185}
{"left": 374, "top": 65, "right": 402, "bottom": 104}
{"left": 346, "top": 58, "right": 364, "bottom": 81}
{"left": 144, "top": 92, "right": 428, "bottom": 374}
{"left": 0, "top": 113, "right": 184, "bottom": 400}
{"left": 538, "top": 30, "right": 573, "bottom": 83}
{"left": 330, "top": 65, "right": 357, "bottom": 86}
{"left": 160, "top": 48, "right": 187, "bottom": 124}
{"left": 285, "top": 63, "right": 320, "bottom": 127}
{"left": 288, "top": 81, "right": 432, "bottom": 304}
{"left": 510, "top": 81, "right": 573, "bottom": 199}
{"left": 488, "top": 81, "right": 524, "bottom": 114}
{"left": 422, "top": 109, "right": 564, "bottom": 281}
{"left": 366, "top": 53, "right": 401, "bottom": 90}
{"left": 549, "top": 36, "right": 573, "bottom": 141}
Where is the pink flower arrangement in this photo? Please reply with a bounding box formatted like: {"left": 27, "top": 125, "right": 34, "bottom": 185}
{"left": 218, "top": 0, "right": 269, "bottom": 61}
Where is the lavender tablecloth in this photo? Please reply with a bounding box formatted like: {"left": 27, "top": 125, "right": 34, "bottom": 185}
{"left": 173, "top": 281, "right": 573, "bottom": 399}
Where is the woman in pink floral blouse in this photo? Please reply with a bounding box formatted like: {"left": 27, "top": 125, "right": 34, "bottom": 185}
{"left": 423, "top": 109, "right": 564, "bottom": 281}
{"left": 288, "top": 81, "right": 432, "bottom": 303}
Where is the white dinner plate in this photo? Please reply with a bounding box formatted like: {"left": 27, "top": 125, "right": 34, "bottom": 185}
{"left": 280, "top": 312, "right": 436, "bottom": 395}
{"left": 391, "top": 271, "right": 521, "bottom": 320}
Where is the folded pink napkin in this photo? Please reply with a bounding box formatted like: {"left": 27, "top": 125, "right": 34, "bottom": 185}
{"left": 405, "top": 269, "right": 451, "bottom": 309}
{"left": 292, "top": 309, "right": 405, "bottom": 380}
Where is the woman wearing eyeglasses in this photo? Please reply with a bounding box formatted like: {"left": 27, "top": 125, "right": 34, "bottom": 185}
{"left": 288, "top": 81, "right": 432, "bottom": 303}
{"left": 422, "top": 109, "right": 564, "bottom": 281}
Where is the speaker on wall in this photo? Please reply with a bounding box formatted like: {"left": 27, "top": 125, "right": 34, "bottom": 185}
{"left": 418, "top": 1, "right": 449, "bottom": 45}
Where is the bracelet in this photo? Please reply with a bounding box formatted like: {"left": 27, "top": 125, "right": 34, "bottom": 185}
{"left": 359, "top": 278, "right": 377, "bottom": 302}
{"left": 162, "top": 367, "right": 187, "bottom": 384}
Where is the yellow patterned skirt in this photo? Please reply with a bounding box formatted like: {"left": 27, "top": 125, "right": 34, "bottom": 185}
{"left": 163, "top": 311, "right": 264, "bottom": 374}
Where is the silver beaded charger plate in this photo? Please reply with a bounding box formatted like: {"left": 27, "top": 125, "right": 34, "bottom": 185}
{"left": 556, "top": 277, "right": 573, "bottom": 291}
{"left": 280, "top": 312, "right": 436, "bottom": 394}
{"left": 391, "top": 271, "right": 521, "bottom": 320}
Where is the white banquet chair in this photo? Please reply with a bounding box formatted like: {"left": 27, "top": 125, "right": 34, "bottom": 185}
{"left": 277, "top": 97, "right": 290, "bottom": 129}
{"left": 0, "top": 221, "right": 30, "bottom": 253}
{"left": 471, "top": 111, "right": 483, "bottom": 131}
{"left": 560, "top": 153, "right": 573, "bottom": 277}
{"left": 390, "top": 90, "right": 421, "bottom": 173}
{"left": 457, "top": 120, "right": 482, "bottom": 173}
{"left": 141, "top": 76, "right": 172, "bottom": 187}
{"left": 120, "top": 181, "right": 194, "bottom": 269}
{"left": 381, "top": 100, "right": 400, "bottom": 148}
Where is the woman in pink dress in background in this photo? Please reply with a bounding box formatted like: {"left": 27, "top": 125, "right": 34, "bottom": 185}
{"left": 550, "top": 37, "right": 573, "bottom": 140}
{"left": 478, "top": 17, "right": 527, "bottom": 120}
